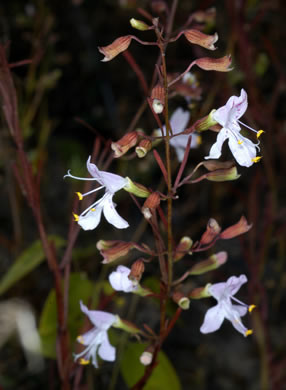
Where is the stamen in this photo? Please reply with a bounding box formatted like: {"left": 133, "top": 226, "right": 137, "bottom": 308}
{"left": 79, "top": 358, "right": 90, "bottom": 365}
{"left": 64, "top": 170, "right": 99, "bottom": 181}
{"left": 257, "top": 130, "right": 264, "bottom": 138}
{"left": 91, "top": 208, "right": 96, "bottom": 211}
{"left": 197, "top": 135, "right": 202, "bottom": 145}
{"left": 245, "top": 329, "right": 253, "bottom": 337}
{"left": 76, "top": 192, "right": 83, "bottom": 200}
{"left": 73, "top": 213, "right": 79, "bottom": 222}
{"left": 77, "top": 335, "right": 84, "bottom": 344}
{"left": 238, "top": 139, "right": 243, "bottom": 145}
{"left": 251, "top": 156, "right": 262, "bottom": 163}
{"left": 248, "top": 304, "right": 256, "bottom": 313}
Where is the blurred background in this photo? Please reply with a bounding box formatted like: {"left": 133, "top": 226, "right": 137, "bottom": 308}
{"left": 0, "top": 0, "right": 286, "bottom": 389}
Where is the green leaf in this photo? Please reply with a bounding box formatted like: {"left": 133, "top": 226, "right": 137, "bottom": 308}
{"left": 39, "top": 273, "right": 108, "bottom": 358}
{"left": 0, "top": 235, "right": 65, "bottom": 295}
{"left": 120, "top": 342, "right": 181, "bottom": 390}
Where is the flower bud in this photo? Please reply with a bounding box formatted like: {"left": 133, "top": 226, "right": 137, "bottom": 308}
{"left": 130, "top": 18, "right": 150, "bottom": 31}
{"left": 124, "top": 177, "right": 150, "bottom": 198}
{"left": 151, "top": 0, "right": 167, "bottom": 14}
{"left": 193, "top": 110, "right": 217, "bottom": 132}
{"left": 142, "top": 192, "right": 161, "bottom": 219}
{"left": 96, "top": 239, "right": 118, "bottom": 250}
{"left": 140, "top": 345, "right": 155, "bottom": 366}
{"left": 195, "top": 55, "right": 233, "bottom": 72}
{"left": 220, "top": 216, "right": 252, "bottom": 239}
{"left": 200, "top": 218, "right": 221, "bottom": 245}
{"left": 174, "top": 236, "right": 193, "bottom": 262}
{"left": 111, "top": 131, "right": 139, "bottom": 158}
{"left": 184, "top": 29, "right": 218, "bottom": 50}
{"left": 98, "top": 35, "right": 132, "bottom": 62}
{"left": 151, "top": 84, "right": 165, "bottom": 114}
{"left": 172, "top": 291, "right": 190, "bottom": 310}
{"left": 202, "top": 160, "right": 235, "bottom": 171}
{"left": 205, "top": 166, "right": 240, "bottom": 182}
{"left": 189, "top": 284, "right": 211, "bottom": 299}
{"left": 129, "top": 259, "right": 145, "bottom": 283}
{"left": 188, "top": 251, "right": 227, "bottom": 275}
{"left": 97, "top": 241, "right": 134, "bottom": 264}
{"left": 192, "top": 7, "right": 216, "bottom": 23}
{"left": 136, "top": 139, "right": 152, "bottom": 158}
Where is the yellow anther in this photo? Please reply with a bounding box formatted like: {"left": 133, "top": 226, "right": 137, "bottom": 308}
{"left": 238, "top": 139, "right": 243, "bottom": 145}
{"left": 245, "top": 329, "right": 253, "bottom": 337}
{"left": 248, "top": 304, "right": 256, "bottom": 313}
{"left": 252, "top": 156, "right": 262, "bottom": 163}
{"left": 77, "top": 335, "right": 84, "bottom": 344}
{"left": 73, "top": 212, "right": 79, "bottom": 222}
{"left": 91, "top": 208, "right": 96, "bottom": 212}
{"left": 76, "top": 192, "right": 83, "bottom": 200}
{"left": 257, "top": 130, "right": 265, "bottom": 138}
{"left": 197, "top": 135, "right": 202, "bottom": 145}
{"left": 79, "top": 358, "right": 90, "bottom": 365}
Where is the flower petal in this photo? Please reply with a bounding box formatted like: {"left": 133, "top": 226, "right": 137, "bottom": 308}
{"left": 213, "top": 89, "right": 247, "bottom": 128}
{"left": 103, "top": 195, "right": 129, "bottom": 229}
{"left": 205, "top": 127, "right": 228, "bottom": 160}
{"left": 80, "top": 301, "right": 116, "bottom": 329}
{"left": 224, "top": 306, "right": 248, "bottom": 336}
{"left": 98, "top": 332, "right": 116, "bottom": 362}
{"left": 200, "top": 303, "right": 226, "bottom": 333}
{"left": 86, "top": 156, "right": 127, "bottom": 193}
{"left": 225, "top": 275, "right": 247, "bottom": 296}
{"left": 169, "top": 108, "right": 190, "bottom": 135}
{"left": 228, "top": 134, "right": 257, "bottom": 167}
{"left": 109, "top": 265, "right": 136, "bottom": 292}
{"left": 78, "top": 208, "right": 102, "bottom": 230}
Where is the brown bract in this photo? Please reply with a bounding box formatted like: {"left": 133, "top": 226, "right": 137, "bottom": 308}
{"left": 196, "top": 55, "right": 233, "bottom": 72}
{"left": 184, "top": 29, "right": 218, "bottom": 50}
{"left": 98, "top": 35, "right": 132, "bottom": 62}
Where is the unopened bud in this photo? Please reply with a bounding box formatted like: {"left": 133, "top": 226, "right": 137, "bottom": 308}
{"left": 192, "top": 8, "right": 216, "bottom": 23}
{"left": 151, "top": 84, "right": 165, "bottom": 114}
{"left": 124, "top": 177, "right": 150, "bottom": 198}
{"left": 130, "top": 18, "right": 150, "bottom": 31}
{"left": 129, "top": 259, "right": 145, "bottom": 283}
{"left": 97, "top": 241, "right": 134, "bottom": 264}
{"left": 193, "top": 110, "right": 217, "bottom": 132}
{"left": 220, "top": 216, "right": 252, "bottom": 239}
{"left": 188, "top": 251, "right": 227, "bottom": 275}
{"left": 111, "top": 131, "right": 139, "bottom": 158}
{"left": 200, "top": 218, "right": 221, "bottom": 245}
{"left": 202, "top": 160, "right": 234, "bottom": 171}
{"left": 205, "top": 165, "right": 240, "bottom": 182}
{"left": 189, "top": 284, "right": 211, "bottom": 299}
{"left": 195, "top": 55, "right": 233, "bottom": 72}
{"left": 140, "top": 345, "right": 155, "bottom": 366}
{"left": 174, "top": 236, "right": 193, "bottom": 262}
{"left": 136, "top": 139, "right": 152, "bottom": 158}
{"left": 184, "top": 29, "right": 218, "bottom": 50}
{"left": 98, "top": 35, "right": 132, "bottom": 62}
{"left": 151, "top": 0, "right": 167, "bottom": 14}
{"left": 172, "top": 291, "right": 190, "bottom": 310}
{"left": 142, "top": 192, "right": 161, "bottom": 219}
{"left": 96, "top": 239, "right": 118, "bottom": 251}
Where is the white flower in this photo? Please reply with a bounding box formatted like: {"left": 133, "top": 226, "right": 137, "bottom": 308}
{"left": 200, "top": 274, "right": 255, "bottom": 337}
{"left": 74, "top": 301, "right": 117, "bottom": 368}
{"left": 65, "top": 156, "right": 129, "bottom": 230}
{"left": 205, "top": 89, "right": 263, "bottom": 167}
{"left": 156, "top": 108, "right": 201, "bottom": 162}
{"left": 109, "top": 265, "right": 138, "bottom": 293}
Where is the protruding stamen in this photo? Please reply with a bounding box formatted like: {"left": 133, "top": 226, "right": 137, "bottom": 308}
{"left": 76, "top": 192, "right": 83, "bottom": 200}
{"left": 238, "top": 139, "right": 243, "bottom": 145}
{"left": 73, "top": 213, "right": 79, "bottom": 222}
{"left": 252, "top": 156, "right": 262, "bottom": 163}
{"left": 257, "top": 130, "right": 265, "bottom": 138}
{"left": 91, "top": 208, "right": 96, "bottom": 211}
{"left": 248, "top": 304, "right": 256, "bottom": 313}
{"left": 79, "top": 358, "right": 90, "bottom": 365}
{"left": 77, "top": 335, "right": 84, "bottom": 344}
{"left": 245, "top": 329, "right": 253, "bottom": 337}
